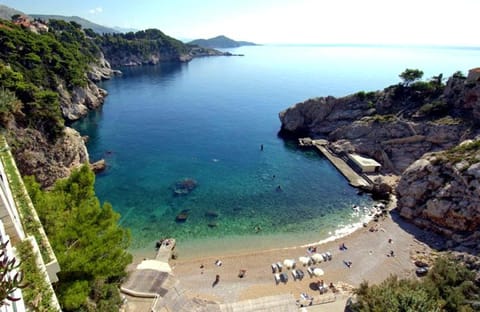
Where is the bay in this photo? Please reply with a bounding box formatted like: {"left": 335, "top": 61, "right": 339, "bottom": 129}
{"left": 72, "top": 44, "right": 480, "bottom": 258}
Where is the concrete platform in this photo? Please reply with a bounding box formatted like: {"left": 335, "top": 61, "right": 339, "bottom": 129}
{"left": 313, "top": 144, "right": 370, "bottom": 188}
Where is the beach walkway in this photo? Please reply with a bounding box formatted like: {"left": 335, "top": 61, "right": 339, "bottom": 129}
{"left": 299, "top": 138, "right": 370, "bottom": 188}
{"left": 219, "top": 294, "right": 297, "bottom": 311}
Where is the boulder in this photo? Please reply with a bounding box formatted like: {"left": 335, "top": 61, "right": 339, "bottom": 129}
{"left": 90, "top": 159, "right": 106, "bottom": 173}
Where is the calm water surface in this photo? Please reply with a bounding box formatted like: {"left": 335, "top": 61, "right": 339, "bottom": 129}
{"left": 72, "top": 45, "right": 480, "bottom": 257}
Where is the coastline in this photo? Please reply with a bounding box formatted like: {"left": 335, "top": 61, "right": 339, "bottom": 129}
{"left": 125, "top": 194, "right": 439, "bottom": 310}
{"left": 128, "top": 205, "right": 377, "bottom": 262}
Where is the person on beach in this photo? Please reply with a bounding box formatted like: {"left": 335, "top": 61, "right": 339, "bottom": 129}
{"left": 238, "top": 269, "right": 246, "bottom": 278}
{"left": 212, "top": 274, "right": 220, "bottom": 287}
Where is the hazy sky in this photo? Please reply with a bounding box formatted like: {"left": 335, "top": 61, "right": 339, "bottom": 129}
{"left": 3, "top": 0, "right": 479, "bottom": 46}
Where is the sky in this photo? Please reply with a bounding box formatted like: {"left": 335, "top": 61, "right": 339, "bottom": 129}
{"left": 2, "top": 0, "right": 480, "bottom": 46}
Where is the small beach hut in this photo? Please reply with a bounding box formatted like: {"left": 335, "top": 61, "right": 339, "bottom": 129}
{"left": 283, "top": 259, "right": 296, "bottom": 269}
{"left": 313, "top": 268, "right": 324, "bottom": 277}
{"left": 312, "top": 253, "right": 323, "bottom": 263}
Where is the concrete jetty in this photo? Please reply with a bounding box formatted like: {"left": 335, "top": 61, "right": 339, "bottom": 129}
{"left": 299, "top": 138, "right": 371, "bottom": 188}
{"left": 155, "top": 238, "right": 175, "bottom": 262}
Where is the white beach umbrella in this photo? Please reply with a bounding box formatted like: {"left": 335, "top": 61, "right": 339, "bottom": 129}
{"left": 299, "top": 256, "right": 311, "bottom": 266}
{"left": 313, "top": 268, "right": 325, "bottom": 277}
{"left": 283, "top": 259, "right": 295, "bottom": 269}
{"left": 312, "top": 253, "right": 323, "bottom": 263}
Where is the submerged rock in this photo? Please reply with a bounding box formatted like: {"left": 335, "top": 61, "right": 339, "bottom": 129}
{"left": 173, "top": 178, "right": 198, "bottom": 196}
{"left": 205, "top": 210, "right": 219, "bottom": 218}
{"left": 175, "top": 212, "right": 188, "bottom": 223}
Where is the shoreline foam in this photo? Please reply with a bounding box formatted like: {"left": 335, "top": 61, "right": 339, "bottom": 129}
{"left": 128, "top": 204, "right": 378, "bottom": 262}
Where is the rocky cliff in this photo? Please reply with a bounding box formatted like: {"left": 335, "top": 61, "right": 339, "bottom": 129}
{"left": 8, "top": 127, "right": 88, "bottom": 187}
{"left": 279, "top": 68, "right": 480, "bottom": 250}
{"left": 58, "top": 53, "right": 117, "bottom": 121}
{"left": 396, "top": 139, "right": 480, "bottom": 250}
{"left": 279, "top": 70, "right": 480, "bottom": 174}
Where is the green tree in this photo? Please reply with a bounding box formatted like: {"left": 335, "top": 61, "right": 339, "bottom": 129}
{"left": 25, "top": 165, "right": 132, "bottom": 311}
{"left": 0, "top": 88, "right": 22, "bottom": 125}
{"left": 399, "top": 68, "right": 424, "bottom": 87}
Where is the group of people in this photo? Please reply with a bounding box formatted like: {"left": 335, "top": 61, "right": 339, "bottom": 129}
{"left": 306, "top": 246, "right": 317, "bottom": 254}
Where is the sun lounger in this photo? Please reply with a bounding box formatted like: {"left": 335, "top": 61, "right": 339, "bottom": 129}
{"left": 292, "top": 269, "right": 298, "bottom": 280}
{"left": 325, "top": 251, "right": 332, "bottom": 260}
{"left": 292, "top": 269, "right": 304, "bottom": 280}
{"left": 296, "top": 269, "right": 305, "bottom": 280}
{"left": 280, "top": 272, "right": 288, "bottom": 283}
{"left": 321, "top": 253, "right": 328, "bottom": 261}
{"left": 276, "top": 262, "right": 283, "bottom": 272}
{"left": 307, "top": 267, "right": 315, "bottom": 277}
{"left": 271, "top": 263, "right": 277, "bottom": 273}
{"left": 274, "top": 273, "right": 281, "bottom": 284}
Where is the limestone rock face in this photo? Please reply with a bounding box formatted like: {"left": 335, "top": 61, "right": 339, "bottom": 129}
{"left": 57, "top": 54, "right": 115, "bottom": 121}
{"left": 279, "top": 69, "right": 480, "bottom": 250}
{"left": 279, "top": 94, "right": 469, "bottom": 173}
{"left": 102, "top": 48, "right": 191, "bottom": 67}
{"left": 279, "top": 95, "right": 372, "bottom": 135}
{"left": 444, "top": 68, "right": 480, "bottom": 123}
{"left": 396, "top": 141, "right": 480, "bottom": 249}
{"left": 88, "top": 52, "right": 121, "bottom": 82}
{"left": 10, "top": 127, "right": 88, "bottom": 188}
{"left": 58, "top": 81, "right": 107, "bottom": 121}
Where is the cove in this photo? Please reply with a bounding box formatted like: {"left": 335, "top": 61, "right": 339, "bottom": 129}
{"left": 72, "top": 45, "right": 480, "bottom": 258}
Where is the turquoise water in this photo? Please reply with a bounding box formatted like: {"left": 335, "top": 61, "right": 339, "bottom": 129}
{"left": 72, "top": 45, "right": 480, "bottom": 257}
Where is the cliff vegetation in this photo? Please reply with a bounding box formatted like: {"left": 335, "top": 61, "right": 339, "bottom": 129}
{"left": 350, "top": 255, "right": 479, "bottom": 312}
{"left": 25, "top": 166, "right": 132, "bottom": 311}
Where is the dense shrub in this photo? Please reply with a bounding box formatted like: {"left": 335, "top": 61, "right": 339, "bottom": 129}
{"left": 350, "top": 256, "right": 480, "bottom": 312}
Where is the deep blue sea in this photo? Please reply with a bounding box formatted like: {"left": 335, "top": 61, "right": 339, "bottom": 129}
{"left": 72, "top": 45, "right": 480, "bottom": 258}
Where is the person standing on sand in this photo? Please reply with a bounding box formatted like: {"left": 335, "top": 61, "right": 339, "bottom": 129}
{"left": 212, "top": 274, "right": 220, "bottom": 287}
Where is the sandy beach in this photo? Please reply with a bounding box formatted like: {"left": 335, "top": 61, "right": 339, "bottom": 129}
{"left": 160, "top": 205, "right": 439, "bottom": 309}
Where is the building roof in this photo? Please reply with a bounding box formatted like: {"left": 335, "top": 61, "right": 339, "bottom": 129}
{"left": 348, "top": 153, "right": 381, "bottom": 167}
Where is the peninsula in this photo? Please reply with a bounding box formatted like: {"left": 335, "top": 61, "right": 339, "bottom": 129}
{"left": 188, "top": 35, "right": 257, "bottom": 49}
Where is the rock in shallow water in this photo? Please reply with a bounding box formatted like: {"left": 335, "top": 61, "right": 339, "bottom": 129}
{"left": 172, "top": 178, "right": 198, "bottom": 196}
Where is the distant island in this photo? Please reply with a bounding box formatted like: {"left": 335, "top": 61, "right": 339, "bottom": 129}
{"left": 188, "top": 35, "right": 257, "bottom": 49}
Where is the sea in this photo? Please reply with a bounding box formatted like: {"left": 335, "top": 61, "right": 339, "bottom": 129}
{"left": 72, "top": 44, "right": 480, "bottom": 259}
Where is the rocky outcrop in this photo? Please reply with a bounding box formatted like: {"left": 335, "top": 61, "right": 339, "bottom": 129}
{"left": 102, "top": 48, "right": 191, "bottom": 67}
{"left": 57, "top": 54, "right": 118, "bottom": 121}
{"left": 9, "top": 127, "right": 88, "bottom": 188}
{"left": 396, "top": 139, "right": 480, "bottom": 250}
{"left": 90, "top": 159, "right": 106, "bottom": 173}
{"left": 57, "top": 80, "right": 107, "bottom": 121}
{"left": 88, "top": 52, "right": 122, "bottom": 82}
{"left": 279, "top": 70, "right": 480, "bottom": 174}
{"left": 279, "top": 69, "right": 480, "bottom": 251}
{"left": 445, "top": 68, "right": 480, "bottom": 122}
